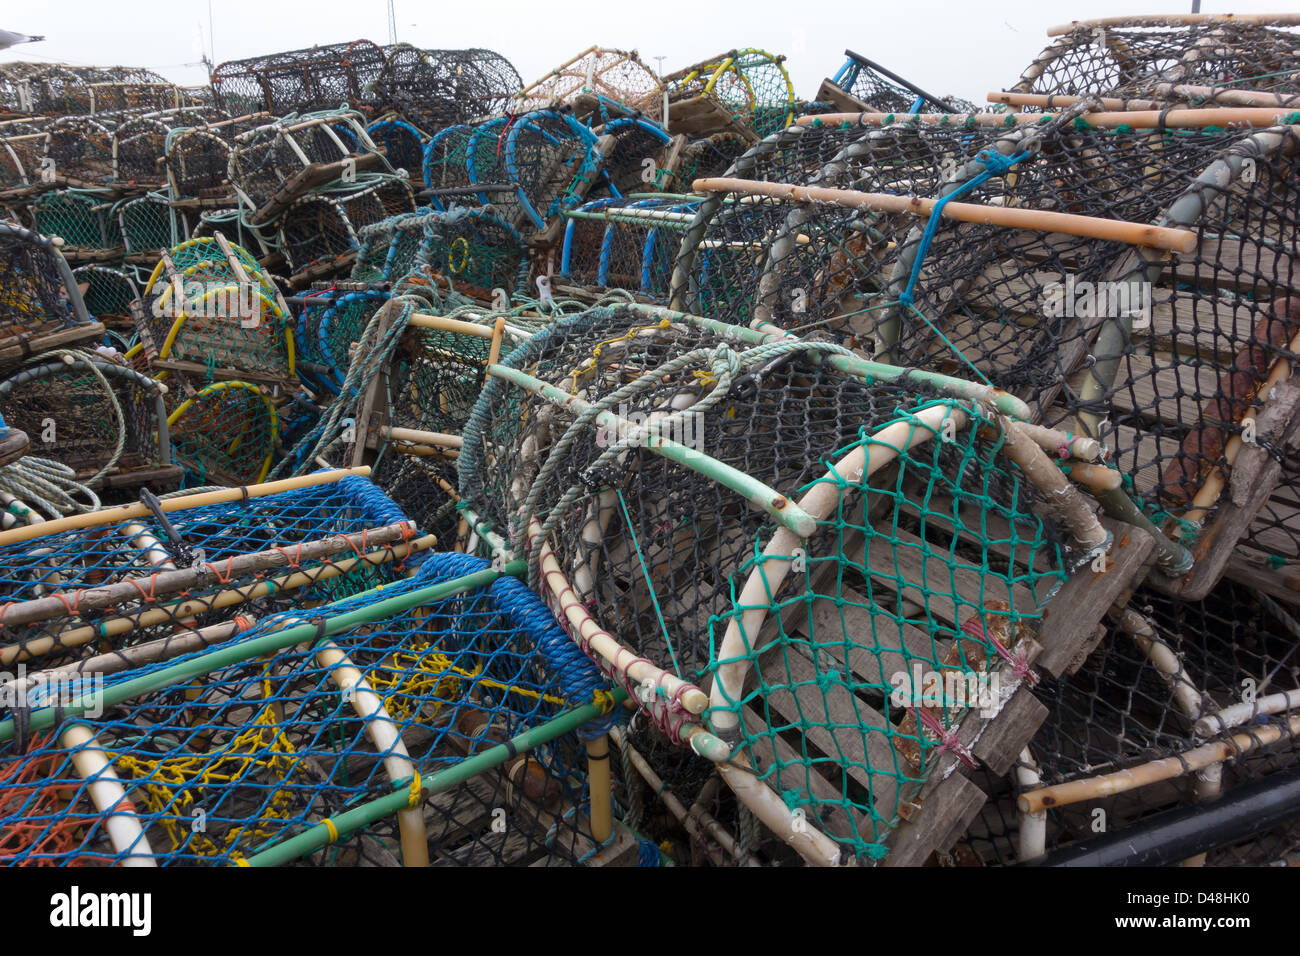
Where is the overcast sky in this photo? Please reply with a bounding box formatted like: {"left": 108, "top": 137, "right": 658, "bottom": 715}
{"left": 4, "top": 0, "right": 1299, "bottom": 106}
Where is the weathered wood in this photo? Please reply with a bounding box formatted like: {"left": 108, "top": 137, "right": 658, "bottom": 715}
{"left": 881, "top": 771, "right": 986, "bottom": 867}
{"left": 1035, "top": 518, "right": 1156, "bottom": 676}
{"left": 969, "top": 685, "right": 1049, "bottom": 776}
{"left": 815, "top": 78, "right": 873, "bottom": 115}
{"left": 0, "top": 321, "right": 105, "bottom": 362}
{"left": 1170, "top": 379, "right": 1300, "bottom": 600}
{"left": 246, "top": 151, "right": 386, "bottom": 226}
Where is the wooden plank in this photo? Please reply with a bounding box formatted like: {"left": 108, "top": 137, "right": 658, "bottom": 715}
{"left": 846, "top": 526, "right": 1036, "bottom": 628}
{"left": 246, "top": 151, "right": 386, "bottom": 226}
{"left": 1173, "top": 379, "right": 1300, "bottom": 600}
{"left": 793, "top": 585, "right": 939, "bottom": 687}
{"left": 969, "top": 685, "right": 1048, "bottom": 775}
{"left": 1035, "top": 519, "right": 1156, "bottom": 677}
{"left": 755, "top": 637, "right": 902, "bottom": 819}
{"left": 815, "top": 78, "right": 873, "bottom": 114}
{"left": 881, "top": 771, "right": 986, "bottom": 867}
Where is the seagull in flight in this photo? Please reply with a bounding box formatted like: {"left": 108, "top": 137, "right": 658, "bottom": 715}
{"left": 0, "top": 31, "right": 44, "bottom": 51}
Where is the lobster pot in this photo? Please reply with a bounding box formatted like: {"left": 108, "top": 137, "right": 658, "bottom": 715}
{"left": 671, "top": 116, "right": 974, "bottom": 332}
{"left": 459, "top": 304, "right": 1112, "bottom": 864}
{"left": 0, "top": 222, "right": 99, "bottom": 363}
{"left": 468, "top": 110, "right": 606, "bottom": 236}
{"left": 87, "top": 80, "right": 206, "bottom": 114}
{"left": 111, "top": 116, "right": 170, "bottom": 187}
{"left": 0, "top": 473, "right": 427, "bottom": 673}
{"left": 663, "top": 49, "right": 796, "bottom": 140}
{"left": 682, "top": 114, "right": 1300, "bottom": 599}
{"left": 0, "top": 551, "right": 612, "bottom": 867}
{"left": 190, "top": 210, "right": 268, "bottom": 257}
{"left": 167, "top": 380, "right": 277, "bottom": 485}
{"left": 0, "top": 132, "right": 48, "bottom": 194}
{"left": 277, "top": 179, "right": 417, "bottom": 280}
{"left": 0, "top": 63, "right": 49, "bottom": 114}
{"left": 971, "top": 579, "right": 1300, "bottom": 866}
{"left": 116, "top": 195, "right": 178, "bottom": 260}
{"left": 354, "top": 296, "right": 499, "bottom": 446}
{"left": 371, "top": 447, "right": 462, "bottom": 552}
{"left": 516, "top": 47, "right": 663, "bottom": 124}
{"left": 0, "top": 353, "right": 172, "bottom": 490}
{"left": 373, "top": 46, "right": 523, "bottom": 134}
{"left": 352, "top": 211, "right": 429, "bottom": 283}
{"left": 671, "top": 132, "right": 749, "bottom": 188}
{"left": 422, "top": 123, "right": 482, "bottom": 209}
{"left": 43, "top": 117, "right": 115, "bottom": 187}
{"left": 210, "top": 40, "right": 387, "bottom": 115}
{"left": 367, "top": 117, "right": 427, "bottom": 177}
{"left": 165, "top": 113, "right": 270, "bottom": 201}
{"left": 72, "top": 264, "right": 140, "bottom": 333}
{"left": 559, "top": 198, "right": 694, "bottom": 301}
{"left": 414, "top": 207, "right": 528, "bottom": 300}
{"left": 593, "top": 117, "right": 676, "bottom": 197}
{"left": 137, "top": 237, "right": 294, "bottom": 385}
{"left": 820, "top": 50, "right": 971, "bottom": 114}
{"left": 30, "top": 190, "right": 118, "bottom": 259}
{"left": 12, "top": 66, "right": 94, "bottom": 116}
{"left": 1013, "top": 15, "right": 1300, "bottom": 100}
{"left": 228, "top": 112, "right": 381, "bottom": 212}
{"left": 302, "top": 288, "right": 389, "bottom": 389}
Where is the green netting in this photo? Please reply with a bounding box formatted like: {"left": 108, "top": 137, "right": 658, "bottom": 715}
{"left": 664, "top": 49, "right": 796, "bottom": 139}
{"left": 457, "top": 304, "right": 1105, "bottom": 862}
{"left": 167, "top": 380, "right": 278, "bottom": 486}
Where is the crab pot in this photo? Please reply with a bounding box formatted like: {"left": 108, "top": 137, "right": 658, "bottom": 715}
{"left": 210, "top": 40, "right": 387, "bottom": 116}
{"left": 592, "top": 117, "right": 677, "bottom": 198}
{"left": 137, "top": 237, "right": 294, "bottom": 386}
{"left": 0, "top": 353, "right": 174, "bottom": 491}
{"left": 663, "top": 49, "right": 796, "bottom": 141}
{"left": 30, "top": 190, "right": 119, "bottom": 260}
{"left": 683, "top": 113, "right": 1300, "bottom": 597}
{"left": 0, "top": 550, "right": 614, "bottom": 867}
{"left": 516, "top": 47, "right": 664, "bottom": 124}
{"left": 559, "top": 197, "right": 695, "bottom": 302}
{"left": 227, "top": 112, "right": 383, "bottom": 213}
{"left": 72, "top": 264, "right": 140, "bottom": 332}
{"left": 989, "top": 578, "right": 1300, "bottom": 865}
{"left": 672, "top": 132, "right": 749, "bottom": 188}
{"left": 467, "top": 110, "right": 608, "bottom": 238}
{"left": 9, "top": 66, "right": 94, "bottom": 117}
{"left": 116, "top": 195, "right": 180, "bottom": 261}
{"left": 0, "top": 132, "right": 48, "bottom": 195}
{"left": 0, "top": 472, "right": 427, "bottom": 667}
{"left": 165, "top": 113, "right": 270, "bottom": 202}
{"left": 0, "top": 222, "right": 100, "bottom": 364}
{"left": 1013, "top": 15, "right": 1300, "bottom": 101}
{"left": 414, "top": 207, "right": 528, "bottom": 300}
{"left": 42, "top": 116, "right": 115, "bottom": 187}
{"left": 458, "top": 303, "right": 1118, "bottom": 864}
{"left": 821, "top": 49, "right": 971, "bottom": 115}
{"left": 367, "top": 117, "right": 427, "bottom": 177}
{"left": 372, "top": 46, "right": 522, "bottom": 134}
{"left": 277, "top": 179, "right": 417, "bottom": 281}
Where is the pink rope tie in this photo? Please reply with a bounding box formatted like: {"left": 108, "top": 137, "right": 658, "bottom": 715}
{"left": 909, "top": 705, "right": 977, "bottom": 770}
{"left": 963, "top": 616, "right": 1037, "bottom": 687}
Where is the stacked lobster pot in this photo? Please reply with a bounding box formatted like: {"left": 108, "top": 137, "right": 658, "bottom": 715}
{"left": 0, "top": 221, "right": 180, "bottom": 519}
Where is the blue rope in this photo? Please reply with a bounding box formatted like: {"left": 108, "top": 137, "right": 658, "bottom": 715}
{"left": 897, "top": 149, "right": 1034, "bottom": 309}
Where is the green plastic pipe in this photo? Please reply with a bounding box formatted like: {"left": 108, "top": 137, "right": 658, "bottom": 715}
{"left": 0, "top": 563, "right": 525, "bottom": 743}
{"left": 487, "top": 363, "right": 818, "bottom": 537}
{"left": 618, "top": 302, "right": 1034, "bottom": 419}
{"left": 239, "top": 688, "right": 629, "bottom": 866}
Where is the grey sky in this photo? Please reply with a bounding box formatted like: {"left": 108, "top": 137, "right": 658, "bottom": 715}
{"left": 3, "top": 0, "right": 1298, "bottom": 106}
